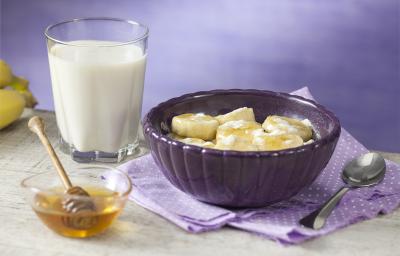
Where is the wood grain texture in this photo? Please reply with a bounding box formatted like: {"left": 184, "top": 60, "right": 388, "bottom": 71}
{"left": 0, "top": 109, "right": 399, "bottom": 256}
{"left": 27, "top": 116, "right": 72, "bottom": 189}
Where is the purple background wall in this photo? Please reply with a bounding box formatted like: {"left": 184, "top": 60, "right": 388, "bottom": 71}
{"left": 1, "top": 0, "right": 399, "bottom": 151}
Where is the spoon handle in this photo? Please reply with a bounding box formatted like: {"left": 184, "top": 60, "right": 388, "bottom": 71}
{"left": 299, "top": 186, "right": 350, "bottom": 229}
{"left": 28, "top": 116, "right": 73, "bottom": 189}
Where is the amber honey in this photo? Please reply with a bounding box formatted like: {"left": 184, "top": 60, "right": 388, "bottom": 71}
{"left": 33, "top": 186, "right": 123, "bottom": 238}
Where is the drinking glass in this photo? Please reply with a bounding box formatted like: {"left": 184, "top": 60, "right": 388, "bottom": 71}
{"left": 45, "top": 18, "right": 148, "bottom": 162}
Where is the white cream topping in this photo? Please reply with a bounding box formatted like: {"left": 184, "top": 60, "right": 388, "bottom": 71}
{"left": 267, "top": 117, "right": 299, "bottom": 133}
{"left": 283, "top": 139, "right": 294, "bottom": 145}
{"left": 301, "top": 118, "right": 312, "bottom": 127}
{"left": 265, "top": 123, "right": 275, "bottom": 131}
{"left": 252, "top": 129, "right": 265, "bottom": 136}
{"left": 253, "top": 136, "right": 265, "bottom": 145}
{"left": 219, "top": 134, "right": 237, "bottom": 145}
{"left": 267, "top": 129, "right": 286, "bottom": 136}
{"left": 219, "top": 120, "right": 248, "bottom": 129}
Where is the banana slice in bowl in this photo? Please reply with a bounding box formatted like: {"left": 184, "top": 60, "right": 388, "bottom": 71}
{"left": 253, "top": 133, "right": 304, "bottom": 151}
{"left": 215, "top": 120, "right": 261, "bottom": 151}
{"left": 216, "top": 107, "right": 255, "bottom": 125}
{"left": 167, "top": 133, "right": 184, "bottom": 140}
{"left": 179, "top": 138, "right": 215, "bottom": 148}
{"left": 171, "top": 113, "right": 219, "bottom": 141}
{"left": 168, "top": 133, "right": 215, "bottom": 148}
{"left": 262, "top": 115, "right": 313, "bottom": 141}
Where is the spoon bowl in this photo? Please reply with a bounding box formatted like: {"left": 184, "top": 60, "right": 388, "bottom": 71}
{"left": 342, "top": 152, "right": 386, "bottom": 187}
{"left": 300, "top": 152, "right": 386, "bottom": 230}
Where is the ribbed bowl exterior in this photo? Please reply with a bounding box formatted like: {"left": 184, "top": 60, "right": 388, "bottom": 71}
{"left": 143, "top": 89, "right": 340, "bottom": 207}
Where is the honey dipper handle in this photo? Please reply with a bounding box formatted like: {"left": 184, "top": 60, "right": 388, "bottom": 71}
{"left": 28, "top": 116, "right": 73, "bottom": 189}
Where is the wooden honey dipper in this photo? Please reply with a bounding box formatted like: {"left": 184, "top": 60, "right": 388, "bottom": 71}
{"left": 28, "top": 116, "right": 98, "bottom": 229}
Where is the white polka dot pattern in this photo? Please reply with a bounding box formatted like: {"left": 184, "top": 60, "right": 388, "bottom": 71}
{"left": 118, "top": 87, "right": 400, "bottom": 245}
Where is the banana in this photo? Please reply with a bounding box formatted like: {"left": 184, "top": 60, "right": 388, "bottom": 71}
{"left": 168, "top": 133, "right": 215, "bottom": 148}
{"left": 304, "top": 139, "right": 315, "bottom": 145}
{"left": 215, "top": 120, "right": 261, "bottom": 151}
{"left": 0, "top": 90, "right": 25, "bottom": 129}
{"left": 171, "top": 113, "right": 219, "bottom": 140}
{"left": 253, "top": 133, "right": 304, "bottom": 151}
{"left": 216, "top": 107, "right": 255, "bottom": 124}
{"left": 262, "top": 115, "right": 313, "bottom": 141}
{"left": 179, "top": 138, "right": 215, "bottom": 148}
{"left": 8, "top": 76, "right": 37, "bottom": 108}
{"left": 0, "top": 59, "right": 37, "bottom": 108}
{"left": 0, "top": 60, "right": 13, "bottom": 86}
{"left": 0, "top": 60, "right": 38, "bottom": 129}
{"left": 168, "top": 133, "right": 185, "bottom": 140}
{"left": 169, "top": 111, "right": 315, "bottom": 151}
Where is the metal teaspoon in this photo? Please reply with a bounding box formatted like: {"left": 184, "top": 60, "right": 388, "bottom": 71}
{"left": 299, "top": 152, "right": 386, "bottom": 230}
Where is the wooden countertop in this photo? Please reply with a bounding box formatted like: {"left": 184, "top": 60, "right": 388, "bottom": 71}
{"left": 1, "top": 109, "right": 399, "bottom": 256}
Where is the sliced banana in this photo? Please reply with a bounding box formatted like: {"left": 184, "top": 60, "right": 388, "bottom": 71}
{"left": 180, "top": 138, "right": 215, "bottom": 148}
{"left": 215, "top": 120, "right": 261, "bottom": 151}
{"left": 167, "top": 133, "right": 184, "bottom": 140}
{"left": 216, "top": 120, "right": 262, "bottom": 139}
{"left": 262, "top": 115, "right": 313, "bottom": 141}
{"left": 168, "top": 133, "right": 215, "bottom": 148}
{"left": 253, "top": 133, "right": 304, "bottom": 151}
{"left": 216, "top": 107, "right": 255, "bottom": 125}
{"left": 304, "top": 139, "right": 315, "bottom": 145}
{"left": 170, "top": 111, "right": 315, "bottom": 151}
{"left": 171, "top": 113, "right": 219, "bottom": 140}
{"left": 214, "top": 136, "right": 259, "bottom": 151}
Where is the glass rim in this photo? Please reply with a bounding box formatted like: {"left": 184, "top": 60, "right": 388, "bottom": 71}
{"left": 44, "top": 17, "right": 149, "bottom": 47}
{"left": 20, "top": 165, "right": 133, "bottom": 199}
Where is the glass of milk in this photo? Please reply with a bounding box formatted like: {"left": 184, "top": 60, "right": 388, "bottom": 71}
{"left": 45, "top": 18, "right": 148, "bottom": 162}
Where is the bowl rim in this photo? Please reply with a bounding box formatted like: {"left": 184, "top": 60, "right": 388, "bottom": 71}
{"left": 143, "top": 89, "right": 341, "bottom": 157}
{"left": 21, "top": 165, "right": 132, "bottom": 199}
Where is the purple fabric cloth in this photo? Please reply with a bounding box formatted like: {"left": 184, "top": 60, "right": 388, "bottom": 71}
{"left": 118, "top": 87, "right": 400, "bottom": 245}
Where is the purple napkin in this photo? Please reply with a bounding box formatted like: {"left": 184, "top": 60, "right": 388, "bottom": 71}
{"left": 118, "top": 87, "right": 400, "bottom": 245}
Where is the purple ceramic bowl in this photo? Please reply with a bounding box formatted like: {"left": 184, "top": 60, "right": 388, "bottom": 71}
{"left": 143, "top": 89, "right": 340, "bottom": 207}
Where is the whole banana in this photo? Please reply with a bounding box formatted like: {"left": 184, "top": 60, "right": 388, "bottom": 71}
{"left": 0, "top": 59, "right": 37, "bottom": 108}
{"left": 0, "top": 59, "right": 38, "bottom": 129}
{"left": 0, "top": 90, "right": 25, "bottom": 129}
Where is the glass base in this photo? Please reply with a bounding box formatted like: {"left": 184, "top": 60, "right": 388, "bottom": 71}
{"left": 59, "top": 137, "right": 143, "bottom": 163}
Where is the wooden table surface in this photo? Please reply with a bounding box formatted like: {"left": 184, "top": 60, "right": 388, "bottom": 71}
{"left": 1, "top": 109, "right": 399, "bottom": 256}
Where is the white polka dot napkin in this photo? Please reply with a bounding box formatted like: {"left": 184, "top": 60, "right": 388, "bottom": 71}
{"left": 118, "top": 87, "right": 400, "bottom": 245}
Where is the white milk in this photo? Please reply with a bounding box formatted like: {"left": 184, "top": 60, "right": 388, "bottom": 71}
{"left": 48, "top": 40, "right": 146, "bottom": 153}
